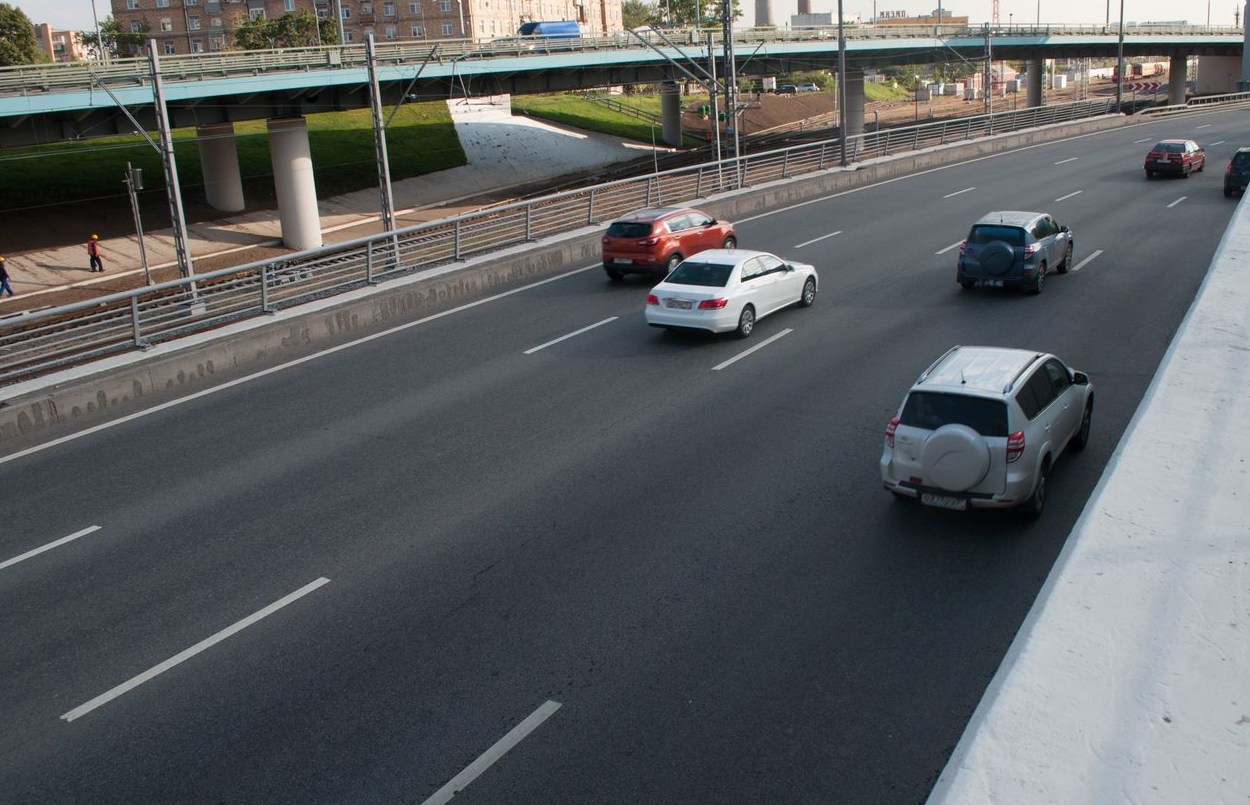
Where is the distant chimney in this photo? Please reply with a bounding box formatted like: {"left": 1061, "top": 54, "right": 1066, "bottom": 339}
{"left": 797, "top": 0, "right": 811, "bottom": 13}
{"left": 756, "top": 0, "right": 773, "bottom": 25}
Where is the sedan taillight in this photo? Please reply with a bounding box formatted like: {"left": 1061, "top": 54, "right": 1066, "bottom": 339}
{"left": 698, "top": 298, "right": 728, "bottom": 310}
{"left": 885, "top": 417, "right": 899, "bottom": 448}
{"left": 1006, "top": 431, "right": 1025, "bottom": 463}
{"left": 646, "top": 294, "right": 659, "bottom": 306}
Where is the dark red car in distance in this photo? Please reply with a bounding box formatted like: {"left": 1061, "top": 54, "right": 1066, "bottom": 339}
{"left": 602, "top": 207, "right": 737, "bottom": 280}
{"left": 1144, "top": 139, "right": 1206, "bottom": 178}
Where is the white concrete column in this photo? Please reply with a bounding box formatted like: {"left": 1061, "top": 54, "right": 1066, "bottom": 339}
{"left": 1026, "top": 60, "right": 1044, "bottom": 108}
{"left": 844, "top": 68, "right": 865, "bottom": 137}
{"left": 196, "top": 122, "right": 245, "bottom": 212}
{"left": 1168, "top": 55, "right": 1188, "bottom": 105}
{"left": 660, "top": 81, "right": 682, "bottom": 148}
{"left": 267, "top": 117, "right": 322, "bottom": 251}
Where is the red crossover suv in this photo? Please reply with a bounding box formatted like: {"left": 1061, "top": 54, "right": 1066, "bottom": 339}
{"left": 601, "top": 207, "right": 737, "bottom": 280}
{"left": 1144, "top": 139, "right": 1205, "bottom": 178}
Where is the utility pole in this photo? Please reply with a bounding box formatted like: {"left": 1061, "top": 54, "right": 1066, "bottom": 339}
{"left": 1115, "top": 0, "right": 1126, "bottom": 112}
{"left": 147, "top": 39, "right": 196, "bottom": 295}
{"left": 722, "top": 5, "right": 739, "bottom": 162}
{"left": 124, "top": 163, "right": 152, "bottom": 285}
{"left": 365, "top": 34, "right": 396, "bottom": 235}
{"left": 837, "top": 0, "right": 848, "bottom": 165}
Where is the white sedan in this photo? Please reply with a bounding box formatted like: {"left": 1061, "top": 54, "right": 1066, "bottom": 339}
{"left": 644, "top": 249, "right": 818, "bottom": 338}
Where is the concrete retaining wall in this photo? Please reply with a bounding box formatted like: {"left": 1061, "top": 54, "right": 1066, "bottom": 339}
{"left": 0, "top": 114, "right": 1128, "bottom": 448}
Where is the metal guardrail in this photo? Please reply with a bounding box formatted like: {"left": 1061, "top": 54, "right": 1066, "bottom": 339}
{"left": 0, "top": 97, "right": 1119, "bottom": 387}
{"left": 578, "top": 93, "right": 663, "bottom": 127}
{"left": 0, "top": 24, "right": 1239, "bottom": 99}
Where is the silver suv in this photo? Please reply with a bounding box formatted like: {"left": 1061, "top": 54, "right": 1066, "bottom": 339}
{"left": 957, "top": 211, "right": 1073, "bottom": 294}
{"left": 880, "top": 346, "right": 1093, "bottom": 519}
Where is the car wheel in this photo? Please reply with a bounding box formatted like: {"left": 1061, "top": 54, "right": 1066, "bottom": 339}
{"left": 1028, "top": 262, "right": 1046, "bottom": 295}
{"left": 604, "top": 265, "right": 624, "bottom": 281}
{"left": 735, "top": 305, "right": 755, "bottom": 339}
{"left": 1071, "top": 399, "right": 1093, "bottom": 452}
{"left": 722, "top": 236, "right": 737, "bottom": 249}
{"left": 665, "top": 253, "right": 683, "bottom": 273}
{"left": 1056, "top": 241, "right": 1073, "bottom": 274}
{"left": 1019, "top": 461, "right": 1048, "bottom": 521}
{"left": 1145, "top": 169, "right": 1152, "bottom": 179}
{"left": 1197, "top": 159, "right": 1204, "bottom": 172}
{"left": 798, "top": 277, "right": 816, "bottom": 307}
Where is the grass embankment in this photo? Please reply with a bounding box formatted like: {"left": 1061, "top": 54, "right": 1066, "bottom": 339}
{"left": 864, "top": 81, "right": 911, "bottom": 102}
{"left": 0, "top": 101, "right": 465, "bottom": 215}
{"left": 511, "top": 93, "right": 702, "bottom": 147}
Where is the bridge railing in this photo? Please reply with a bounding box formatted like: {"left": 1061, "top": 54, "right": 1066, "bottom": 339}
{"left": 0, "top": 24, "right": 1238, "bottom": 98}
{"left": 0, "top": 97, "right": 1122, "bottom": 387}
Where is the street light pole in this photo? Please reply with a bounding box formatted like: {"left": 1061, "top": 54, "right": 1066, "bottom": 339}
{"left": 1115, "top": 0, "right": 1125, "bottom": 112}
{"left": 837, "top": 0, "right": 848, "bottom": 166}
{"left": 90, "top": 0, "right": 106, "bottom": 62}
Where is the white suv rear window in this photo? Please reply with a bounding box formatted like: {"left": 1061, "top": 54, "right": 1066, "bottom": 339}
{"left": 900, "top": 392, "right": 1009, "bottom": 437}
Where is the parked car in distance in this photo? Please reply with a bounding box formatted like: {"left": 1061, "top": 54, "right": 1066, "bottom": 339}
{"left": 956, "top": 211, "right": 1073, "bottom": 294}
{"left": 880, "top": 346, "right": 1093, "bottom": 520}
{"left": 795, "top": 82, "right": 822, "bottom": 92}
{"left": 645, "top": 249, "right": 818, "bottom": 338}
{"left": 1144, "top": 138, "right": 1206, "bottom": 178}
{"left": 602, "top": 207, "right": 736, "bottom": 280}
{"left": 777, "top": 84, "right": 799, "bottom": 94}
{"left": 1224, "top": 146, "right": 1250, "bottom": 196}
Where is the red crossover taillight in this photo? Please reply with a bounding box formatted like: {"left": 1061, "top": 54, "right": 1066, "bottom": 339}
{"left": 1006, "top": 431, "right": 1025, "bottom": 463}
{"left": 698, "top": 298, "right": 728, "bottom": 310}
{"left": 885, "top": 417, "right": 899, "bottom": 448}
{"left": 639, "top": 237, "right": 659, "bottom": 246}
{"left": 646, "top": 294, "right": 659, "bottom": 306}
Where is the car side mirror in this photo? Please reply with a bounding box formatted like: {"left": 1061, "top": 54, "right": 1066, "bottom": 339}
{"left": 1060, "top": 225, "right": 1069, "bottom": 233}
{"left": 1071, "top": 370, "right": 1089, "bottom": 386}
{"left": 784, "top": 263, "right": 795, "bottom": 272}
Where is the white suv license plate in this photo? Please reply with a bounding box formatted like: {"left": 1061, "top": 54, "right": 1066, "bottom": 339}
{"left": 921, "top": 493, "right": 968, "bottom": 511}
{"left": 665, "top": 299, "right": 693, "bottom": 309}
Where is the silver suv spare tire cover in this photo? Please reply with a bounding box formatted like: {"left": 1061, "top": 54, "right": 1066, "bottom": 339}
{"left": 923, "top": 424, "right": 991, "bottom": 492}
{"left": 979, "top": 240, "right": 1015, "bottom": 276}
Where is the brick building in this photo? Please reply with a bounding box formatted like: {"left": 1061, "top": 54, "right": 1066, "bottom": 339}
{"left": 34, "top": 23, "right": 89, "bottom": 62}
{"left": 109, "top": 0, "right": 622, "bottom": 55}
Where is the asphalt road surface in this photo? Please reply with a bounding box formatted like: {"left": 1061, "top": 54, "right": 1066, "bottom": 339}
{"left": 1, "top": 109, "right": 1240, "bottom": 805}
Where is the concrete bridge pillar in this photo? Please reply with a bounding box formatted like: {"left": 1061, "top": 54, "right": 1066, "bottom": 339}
{"left": 1026, "top": 60, "right": 1044, "bottom": 108}
{"left": 196, "top": 122, "right": 245, "bottom": 213}
{"left": 660, "top": 81, "right": 682, "bottom": 148}
{"left": 267, "top": 117, "right": 322, "bottom": 251}
{"left": 1168, "top": 55, "right": 1188, "bottom": 105}
{"left": 843, "top": 68, "right": 865, "bottom": 137}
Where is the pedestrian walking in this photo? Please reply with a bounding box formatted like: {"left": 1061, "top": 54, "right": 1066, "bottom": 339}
{"left": 0, "top": 256, "right": 14, "bottom": 297}
{"left": 87, "top": 234, "right": 104, "bottom": 273}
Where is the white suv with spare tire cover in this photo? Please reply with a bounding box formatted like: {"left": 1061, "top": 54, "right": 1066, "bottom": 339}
{"left": 880, "top": 346, "right": 1093, "bottom": 519}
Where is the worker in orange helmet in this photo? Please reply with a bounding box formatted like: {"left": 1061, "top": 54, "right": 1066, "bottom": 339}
{"left": 87, "top": 234, "right": 104, "bottom": 273}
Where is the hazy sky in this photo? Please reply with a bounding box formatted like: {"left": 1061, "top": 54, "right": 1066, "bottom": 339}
{"left": 21, "top": 0, "right": 1238, "bottom": 35}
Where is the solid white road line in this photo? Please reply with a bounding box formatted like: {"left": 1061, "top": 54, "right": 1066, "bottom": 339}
{"left": 60, "top": 577, "right": 331, "bottom": 722}
{"left": 1133, "top": 138, "right": 1152, "bottom": 144}
{"left": 943, "top": 187, "right": 976, "bottom": 198}
{"left": 1195, "top": 124, "right": 1213, "bottom": 129}
{"left": 0, "top": 526, "right": 101, "bottom": 572}
{"left": 1167, "top": 197, "right": 1187, "bottom": 209}
{"left": 1054, "top": 190, "right": 1083, "bottom": 202}
{"left": 795, "top": 230, "right": 843, "bottom": 249}
{"left": 1070, "top": 249, "right": 1103, "bottom": 273}
{"left": 420, "top": 700, "right": 562, "bottom": 805}
{"left": 0, "top": 265, "right": 601, "bottom": 468}
{"left": 712, "top": 329, "right": 793, "bottom": 372}
{"left": 935, "top": 240, "right": 963, "bottom": 255}
{"left": 523, "top": 317, "right": 618, "bottom": 354}
{"left": 1054, "top": 157, "right": 1079, "bottom": 165}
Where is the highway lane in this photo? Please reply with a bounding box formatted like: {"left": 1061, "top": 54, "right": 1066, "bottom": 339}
{"left": 0, "top": 109, "right": 1242, "bottom": 804}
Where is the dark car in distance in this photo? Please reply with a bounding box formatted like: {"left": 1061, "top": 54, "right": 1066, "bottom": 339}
{"left": 956, "top": 211, "right": 1074, "bottom": 295}
{"left": 1224, "top": 147, "right": 1250, "bottom": 196}
{"left": 1144, "top": 139, "right": 1206, "bottom": 178}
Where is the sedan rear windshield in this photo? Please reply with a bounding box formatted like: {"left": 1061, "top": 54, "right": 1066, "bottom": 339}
{"left": 664, "top": 261, "right": 733, "bottom": 286}
{"left": 900, "top": 392, "right": 1009, "bottom": 437}
{"left": 967, "top": 225, "right": 1026, "bottom": 246}
{"left": 606, "top": 221, "right": 654, "bottom": 238}
{"left": 1153, "top": 142, "right": 1185, "bottom": 153}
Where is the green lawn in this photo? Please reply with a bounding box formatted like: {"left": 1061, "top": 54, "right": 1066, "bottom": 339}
{"left": 511, "top": 93, "right": 701, "bottom": 147}
{"left": 865, "top": 81, "right": 911, "bottom": 101}
{"left": 0, "top": 101, "right": 465, "bottom": 213}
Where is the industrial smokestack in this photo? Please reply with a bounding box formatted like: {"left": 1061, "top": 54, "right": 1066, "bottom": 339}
{"left": 797, "top": 0, "right": 811, "bottom": 13}
{"left": 756, "top": 0, "right": 773, "bottom": 26}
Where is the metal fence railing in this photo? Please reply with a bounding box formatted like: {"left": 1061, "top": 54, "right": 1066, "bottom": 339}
{"left": 0, "top": 97, "right": 1132, "bottom": 387}
{"left": 0, "top": 24, "right": 1239, "bottom": 99}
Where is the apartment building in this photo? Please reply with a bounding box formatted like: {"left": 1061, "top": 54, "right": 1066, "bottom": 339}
{"left": 34, "top": 23, "right": 89, "bottom": 62}
{"left": 110, "top": 0, "right": 622, "bottom": 54}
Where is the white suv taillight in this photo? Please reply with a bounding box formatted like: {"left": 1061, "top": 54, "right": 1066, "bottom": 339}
{"left": 958, "top": 239, "right": 968, "bottom": 256}
{"left": 1022, "top": 243, "right": 1040, "bottom": 257}
{"left": 1006, "top": 430, "right": 1025, "bottom": 463}
{"left": 885, "top": 417, "right": 899, "bottom": 448}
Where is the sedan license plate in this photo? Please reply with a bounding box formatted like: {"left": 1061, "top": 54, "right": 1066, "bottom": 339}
{"left": 921, "top": 493, "right": 968, "bottom": 511}
{"left": 612, "top": 258, "right": 633, "bottom": 265}
{"left": 665, "top": 298, "right": 692, "bottom": 309}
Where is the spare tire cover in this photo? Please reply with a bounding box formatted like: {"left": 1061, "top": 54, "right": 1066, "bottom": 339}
{"left": 923, "top": 424, "right": 991, "bottom": 492}
{"left": 979, "top": 240, "right": 1015, "bottom": 276}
